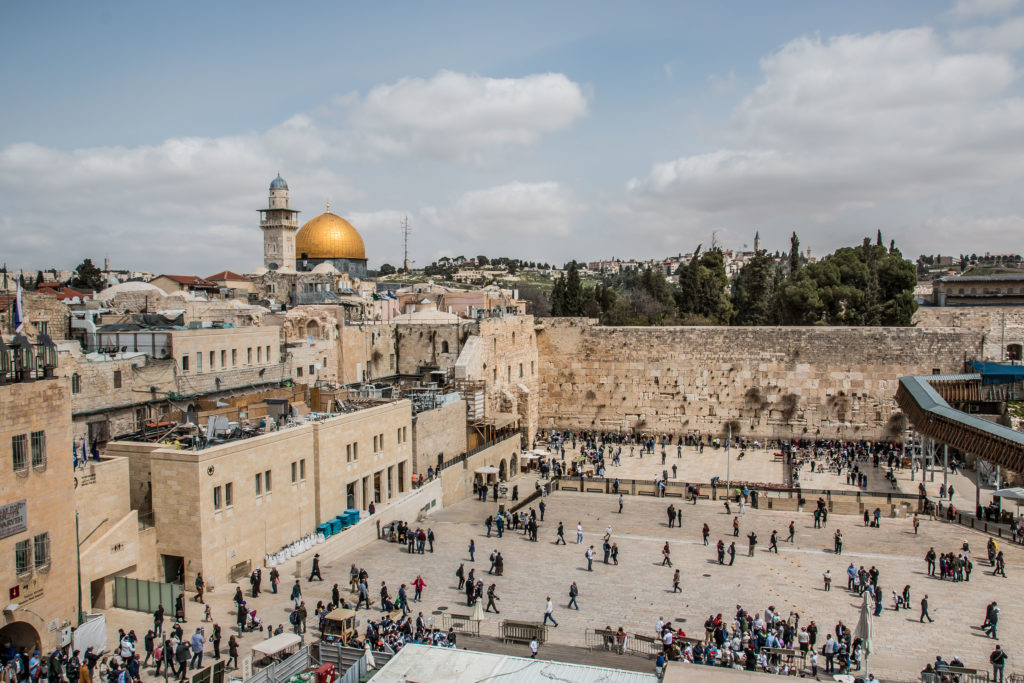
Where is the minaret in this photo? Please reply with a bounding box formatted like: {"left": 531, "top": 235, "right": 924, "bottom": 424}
{"left": 753, "top": 232, "right": 761, "bottom": 253}
{"left": 260, "top": 174, "right": 300, "bottom": 270}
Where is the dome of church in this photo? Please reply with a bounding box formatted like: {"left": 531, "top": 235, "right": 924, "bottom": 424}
{"left": 269, "top": 174, "right": 288, "bottom": 191}
{"left": 296, "top": 212, "right": 366, "bottom": 260}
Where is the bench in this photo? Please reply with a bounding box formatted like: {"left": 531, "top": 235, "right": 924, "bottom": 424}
{"left": 943, "top": 665, "right": 982, "bottom": 678}
{"left": 500, "top": 619, "right": 547, "bottom": 644}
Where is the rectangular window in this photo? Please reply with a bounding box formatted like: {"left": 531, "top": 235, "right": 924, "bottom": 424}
{"left": 232, "top": 349, "right": 238, "bottom": 366}
{"left": 15, "top": 540, "right": 31, "bottom": 575}
{"left": 403, "top": 426, "right": 407, "bottom": 442}
{"left": 33, "top": 532, "right": 50, "bottom": 568}
{"left": 296, "top": 367, "right": 303, "bottom": 377}
{"left": 224, "top": 482, "right": 233, "bottom": 507}
{"left": 220, "top": 350, "right": 226, "bottom": 367}
{"left": 113, "top": 370, "right": 122, "bottom": 388}
{"left": 257, "top": 347, "right": 262, "bottom": 363}
{"left": 300, "top": 459, "right": 306, "bottom": 480}
{"left": 182, "top": 355, "right": 190, "bottom": 372}
{"left": 12, "top": 434, "right": 28, "bottom": 472}
{"left": 213, "top": 486, "right": 222, "bottom": 510}
{"left": 519, "top": 363, "right": 523, "bottom": 378}
{"left": 247, "top": 348, "right": 252, "bottom": 364}
{"left": 197, "top": 353, "right": 203, "bottom": 372}
{"left": 37, "top": 321, "right": 49, "bottom": 336}
{"left": 346, "top": 444, "right": 352, "bottom": 462}
{"left": 71, "top": 374, "right": 81, "bottom": 394}
{"left": 255, "top": 473, "right": 262, "bottom": 495}
{"left": 209, "top": 351, "right": 215, "bottom": 368}
{"left": 291, "top": 461, "right": 297, "bottom": 482}
{"left": 353, "top": 443, "right": 358, "bottom": 460}
{"left": 397, "top": 428, "right": 401, "bottom": 443}
{"left": 266, "top": 345, "right": 271, "bottom": 362}
{"left": 30, "top": 431, "right": 46, "bottom": 468}
{"left": 265, "top": 470, "right": 272, "bottom": 492}
{"left": 373, "top": 435, "right": 378, "bottom": 452}
{"left": 308, "top": 364, "right": 314, "bottom": 375}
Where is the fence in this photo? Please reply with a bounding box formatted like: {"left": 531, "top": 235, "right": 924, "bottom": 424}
{"left": 316, "top": 643, "right": 388, "bottom": 683}
{"left": 440, "top": 612, "right": 480, "bottom": 636}
{"left": 188, "top": 660, "right": 225, "bottom": 683}
{"left": 245, "top": 647, "right": 313, "bottom": 683}
{"left": 113, "top": 576, "right": 182, "bottom": 613}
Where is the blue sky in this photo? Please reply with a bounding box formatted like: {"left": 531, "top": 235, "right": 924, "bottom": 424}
{"left": 2, "top": 0, "right": 1023, "bottom": 274}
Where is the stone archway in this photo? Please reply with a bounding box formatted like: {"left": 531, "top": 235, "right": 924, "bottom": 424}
{"left": 0, "top": 621, "right": 41, "bottom": 653}
{"left": 305, "top": 320, "right": 320, "bottom": 339}
{"left": 498, "top": 459, "right": 507, "bottom": 481}
{"left": 509, "top": 453, "right": 518, "bottom": 476}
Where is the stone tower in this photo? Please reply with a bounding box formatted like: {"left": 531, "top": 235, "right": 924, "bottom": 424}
{"left": 260, "top": 174, "right": 300, "bottom": 270}
{"left": 754, "top": 231, "right": 761, "bottom": 253}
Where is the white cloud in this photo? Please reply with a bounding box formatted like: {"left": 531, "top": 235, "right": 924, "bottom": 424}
{"left": 424, "top": 181, "right": 585, "bottom": 240}
{"left": 948, "top": 0, "right": 1020, "bottom": 18}
{"left": 626, "top": 27, "right": 1024, "bottom": 250}
{"left": 0, "top": 70, "right": 588, "bottom": 271}
{"left": 342, "top": 71, "right": 588, "bottom": 162}
{"left": 950, "top": 15, "right": 1024, "bottom": 50}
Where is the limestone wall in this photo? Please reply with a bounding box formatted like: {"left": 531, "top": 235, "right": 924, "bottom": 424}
{"left": 412, "top": 400, "right": 467, "bottom": 476}
{"left": 438, "top": 433, "right": 523, "bottom": 506}
{"left": 536, "top": 320, "right": 980, "bottom": 440}
{"left": 338, "top": 322, "right": 398, "bottom": 383}
{"left": 913, "top": 306, "right": 1024, "bottom": 360}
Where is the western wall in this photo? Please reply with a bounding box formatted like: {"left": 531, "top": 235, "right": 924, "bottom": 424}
{"left": 535, "top": 319, "right": 982, "bottom": 440}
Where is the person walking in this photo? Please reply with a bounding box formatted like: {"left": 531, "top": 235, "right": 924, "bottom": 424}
{"left": 188, "top": 628, "right": 205, "bottom": 670}
{"left": 728, "top": 542, "right": 736, "bottom": 566}
{"left": 672, "top": 569, "right": 681, "bottom": 593}
{"left": 468, "top": 539, "right": 475, "bottom": 561}
{"left": 568, "top": 582, "right": 580, "bottom": 610}
{"left": 716, "top": 540, "right": 725, "bottom": 564}
{"left": 576, "top": 522, "right": 584, "bottom": 544}
{"left": 210, "top": 624, "right": 221, "bottom": 660}
{"left": 920, "top": 594, "right": 934, "bottom": 623}
{"left": 194, "top": 573, "right": 205, "bottom": 604}
{"left": 586, "top": 545, "right": 595, "bottom": 571}
{"left": 662, "top": 542, "right": 672, "bottom": 567}
{"left": 543, "top": 597, "right": 559, "bottom": 627}
{"left": 269, "top": 566, "right": 280, "bottom": 594}
{"left": 456, "top": 564, "right": 466, "bottom": 591}
{"left": 529, "top": 637, "right": 539, "bottom": 659}
{"left": 769, "top": 530, "right": 779, "bottom": 553}
{"left": 618, "top": 494, "right": 624, "bottom": 513}
{"left": 556, "top": 522, "right": 566, "bottom": 545}
{"left": 986, "top": 603, "right": 1000, "bottom": 639}
{"left": 485, "top": 584, "right": 500, "bottom": 613}
{"left": 787, "top": 520, "right": 795, "bottom": 543}
{"left": 227, "top": 637, "right": 238, "bottom": 670}
{"left": 702, "top": 523, "right": 710, "bottom": 546}
{"left": 309, "top": 554, "right": 323, "bottom": 581}
{"left": 990, "top": 645, "right": 1008, "bottom": 683}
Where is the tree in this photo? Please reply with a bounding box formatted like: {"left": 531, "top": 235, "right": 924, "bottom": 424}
{"left": 788, "top": 232, "right": 802, "bottom": 275}
{"left": 731, "top": 251, "right": 775, "bottom": 325}
{"left": 476, "top": 255, "right": 490, "bottom": 266}
{"left": 550, "top": 275, "right": 567, "bottom": 315}
{"left": 34, "top": 271, "right": 44, "bottom": 288}
{"left": 677, "top": 248, "right": 733, "bottom": 324}
{"left": 563, "top": 261, "right": 584, "bottom": 316}
{"left": 378, "top": 263, "right": 396, "bottom": 275}
{"left": 517, "top": 285, "right": 551, "bottom": 317}
{"left": 71, "top": 258, "right": 104, "bottom": 292}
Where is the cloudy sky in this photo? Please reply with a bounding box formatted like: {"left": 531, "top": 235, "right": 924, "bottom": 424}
{"left": 2, "top": 0, "right": 1024, "bottom": 275}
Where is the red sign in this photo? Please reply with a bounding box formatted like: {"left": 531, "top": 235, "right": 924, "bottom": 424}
{"left": 9, "top": 586, "right": 20, "bottom": 600}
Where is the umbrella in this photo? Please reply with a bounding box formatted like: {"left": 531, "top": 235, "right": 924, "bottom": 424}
{"left": 994, "top": 487, "right": 1024, "bottom": 502}
{"left": 470, "top": 597, "right": 484, "bottom": 622}
{"left": 853, "top": 592, "right": 872, "bottom": 679}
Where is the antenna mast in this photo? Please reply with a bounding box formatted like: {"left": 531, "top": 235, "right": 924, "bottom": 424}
{"left": 401, "top": 216, "right": 412, "bottom": 272}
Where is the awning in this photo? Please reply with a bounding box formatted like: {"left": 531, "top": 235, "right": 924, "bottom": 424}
{"left": 520, "top": 453, "right": 539, "bottom": 460}
{"left": 530, "top": 449, "right": 551, "bottom": 456}
{"left": 252, "top": 633, "right": 301, "bottom": 657}
{"left": 489, "top": 412, "right": 518, "bottom": 429}
{"left": 475, "top": 466, "right": 499, "bottom": 474}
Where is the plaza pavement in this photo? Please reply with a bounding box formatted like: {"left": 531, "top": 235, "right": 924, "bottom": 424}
{"left": 99, "top": 483, "right": 1021, "bottom": 681}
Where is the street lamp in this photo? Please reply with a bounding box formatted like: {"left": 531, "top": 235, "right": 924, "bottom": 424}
{"left": 39, "top": 334, "right": 57, "bottom": 378}
{"left": 11, "top": 335, "right": 34, "bottom": 381}
{"left": 0, "top": 338, "right": 11, "bottom": 383}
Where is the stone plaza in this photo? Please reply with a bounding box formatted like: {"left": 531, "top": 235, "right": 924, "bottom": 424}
{"left": 98, "top": 447, "right": 1023, "bottom": 682}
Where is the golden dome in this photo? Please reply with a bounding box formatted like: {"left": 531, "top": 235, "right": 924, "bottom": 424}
{"left": 295, "top": 212, "right": 367, "bottom": 260}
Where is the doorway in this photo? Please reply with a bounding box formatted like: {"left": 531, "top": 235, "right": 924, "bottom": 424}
{"left": 162, "top": 554, "right": 185, "bottom": 584}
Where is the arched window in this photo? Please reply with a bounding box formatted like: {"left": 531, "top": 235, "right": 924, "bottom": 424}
{"left": 71, "top": 373, "right": 81, "bottom": 394}
{"left": 441, "top": 340, "right": 450, "bottom": 353}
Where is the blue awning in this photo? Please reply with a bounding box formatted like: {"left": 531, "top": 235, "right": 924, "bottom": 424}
{"left": 966, "top": 361, "right": 1024, "bottom": 385}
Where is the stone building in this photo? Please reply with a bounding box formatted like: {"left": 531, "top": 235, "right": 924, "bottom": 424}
{"left": 105, "top": 400, "right": 414, "bottom": 586}
{"left": 0, "top": 357, "right": 77, "bottom": 651}
{"left": 932, "top": 273, "right": 1024, "bottom": 307}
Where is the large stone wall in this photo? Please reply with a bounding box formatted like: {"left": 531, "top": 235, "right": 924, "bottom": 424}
{"left": 536, "top": 319, "right": 980, "bottom": 440}
{"left": 412, "top": 400, "right": 468, "bottom": 476}
{"left": 913, "top": 305, "right": 1024, "bottom": 361}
